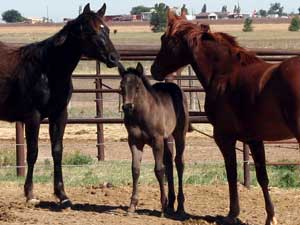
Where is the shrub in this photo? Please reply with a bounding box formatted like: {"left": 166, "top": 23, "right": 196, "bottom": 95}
{"left": 289, "top": 16, "right": 300, "bottom": 31}
{"left": 63, "top": 151, "right": 94, "bottom": 165}
{"left": 243, "top": 17, "right": 253, "bottom": 32}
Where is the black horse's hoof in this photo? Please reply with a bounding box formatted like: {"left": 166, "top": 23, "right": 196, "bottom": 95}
{"left": 164, "top": 207, "right": 175, "bottom": 216}
{"left": 59, "top": 199, "right": 72, "bottom": 209}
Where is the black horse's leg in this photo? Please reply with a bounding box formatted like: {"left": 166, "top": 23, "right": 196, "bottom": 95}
{"left": 248, "top": 141, "right": 277, "bottom": 225}
{"left": 163, "top": 137, "right": 175, "bottom": 214}
{"left": 152, "top": 137, "right": 167, "bottom": 216}
{"left": 214, "top": 133, "right": 239, "bottom": 222}
{"left": 128, "top": 137, "right": 144, "bottom": 213}
{"left": 24, "top": 111, "right": 41, "bottom": 204}
{"left": 173, "top": 133, "right": 186, "bottom": 215}
{"left": 49, "top": 108, "right": 70, "bottom": 207}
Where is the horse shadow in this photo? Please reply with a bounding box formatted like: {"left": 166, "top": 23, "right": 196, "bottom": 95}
{"left": 35, "top": 201, "right": 249, "bottom": 225}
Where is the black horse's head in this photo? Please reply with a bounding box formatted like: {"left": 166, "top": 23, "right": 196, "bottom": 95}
{"left": 54, "top": 3, "right": 119, "bottom": 68}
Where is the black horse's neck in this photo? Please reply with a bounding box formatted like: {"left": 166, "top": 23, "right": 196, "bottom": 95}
{"left": 20, "top": 28, "right": 82, "bottom": 82}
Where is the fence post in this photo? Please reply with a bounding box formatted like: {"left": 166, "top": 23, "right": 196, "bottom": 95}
{"left": 16, "top": 122, "right": 25, "bottom": 176}
{"left": 243, "top": 143, "right": 251, "bottom": 189}
{"left": 95, "top": 61, "right": 105, "bottom": 161}
{"left": 188, "top": 66, "right": 196, "bottom": 111}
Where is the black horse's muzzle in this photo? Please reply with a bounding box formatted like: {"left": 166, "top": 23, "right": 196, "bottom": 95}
{"left": 106, "top": 52, "right": 120, "bottom": 68}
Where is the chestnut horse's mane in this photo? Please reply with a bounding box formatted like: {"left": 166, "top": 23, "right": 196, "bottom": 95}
{"left": 168, "top": 19, "right": 263, "bottom": 66}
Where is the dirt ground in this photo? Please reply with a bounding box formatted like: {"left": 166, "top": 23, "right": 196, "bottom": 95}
{"left": 0, "top": 182, "right": 299, "bottom": 225}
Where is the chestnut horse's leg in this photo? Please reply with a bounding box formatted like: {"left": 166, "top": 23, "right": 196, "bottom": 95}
{"left": 152, "top": 137, "right": 167, "bottom": 216}
{"left": 173, "top": 133, "right": 186, "bottom": 215}
{"left": 248, "top": 141, "right": 277, "bottom": 225}
{"left": 214, "top": 134, "right": 239, "bottom": 222}
{"left": 163, "top": 137, "right": 175, "bottom": 214}
{"left": 128, "top": 137, "right": 144, "bottom": 213}
{"left": 49, "top": 108, "right": 70, "bottom": 207}
{"left": 24, "top": 111, "right": 41, "bottom": 204}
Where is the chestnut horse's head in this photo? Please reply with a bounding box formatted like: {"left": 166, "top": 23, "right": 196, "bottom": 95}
{"left": 151, "top": 9, "right": 195, "bottom": 81}
{"left": 57, "top": 3, "right": 119, "bottom": 68}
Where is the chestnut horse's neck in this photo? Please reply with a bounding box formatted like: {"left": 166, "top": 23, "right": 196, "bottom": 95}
{"left": 187, "top": 40, "right": 237, "bottom": 91}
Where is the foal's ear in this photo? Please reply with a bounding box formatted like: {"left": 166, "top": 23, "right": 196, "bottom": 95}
{"left": 117, "top": 63, "right": 126, "bottom": 77}
{"left": 136, "top": 62, "right": 144, "bottom": 76}
{"left": 83, "top": 3, "right": 91, "bottom": 14}
{"left": 97, "top": 3, "right": 106, "bottom": 17}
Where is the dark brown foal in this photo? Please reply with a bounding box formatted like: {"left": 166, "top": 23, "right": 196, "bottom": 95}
{"left": 118, "top": 63, "right": 189, "bottom": 216}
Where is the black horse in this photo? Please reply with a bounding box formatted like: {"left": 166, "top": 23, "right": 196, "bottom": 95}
{"left": 0, "top": 3, "right": 119, "bottom": 206}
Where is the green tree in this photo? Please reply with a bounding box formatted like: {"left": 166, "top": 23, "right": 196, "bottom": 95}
{"left": 243, "top": 17, "right": 253, "bottom": 32}
{"left": 130, "top": 5, "right": 151, "bottom": 15}
{"left": 268, "top": 3, "right": 284, "bottom": 16}
{"left": 233, "top": 5, "right": 237, "bottom": 13}
{"left": 2, "top": 9, "right": 25, "bottom": 23}
{"left": 150, "top": 3, "right": 167, "bottom": 33}
{"left": 181, "top": 4, "right": 188, "bottom": 15}
{"left": 201, "top": 4, "right": 207, "bottom": 13}
{"left": 298, "top": 7, "right": 300, "bottom": 15}
{"left": 289, "top": 16, "right": 300, "bottom": 31}
{"left": 221, "top": 5, "right": 227, "bottom": 13}
{"left": 259, "top": 9, "right": 267, "bottom": 17}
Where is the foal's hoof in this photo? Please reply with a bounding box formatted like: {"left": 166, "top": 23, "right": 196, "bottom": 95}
{"left": 266, "top": 216, "right": 277, "bottom": 225}
{"left": 127, "top": 203, "right": 137, "bottom": 214}
{"left": 59, "top": 199, "right": 72, "bottom": 209}
{"left": 26, "top": 198, "right": 40, "bottom": 206}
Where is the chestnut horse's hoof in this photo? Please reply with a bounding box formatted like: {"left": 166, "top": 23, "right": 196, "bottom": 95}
{"left": 266, "top": 216, "right": 277, "bottom": 225}
{"left": 60, "top": 199, "right": 72, "bottom": 209}
{"left": 26, "top": 198, "right": 40, "bottom": 206}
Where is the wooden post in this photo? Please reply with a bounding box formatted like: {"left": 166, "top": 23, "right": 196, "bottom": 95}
{"left": 243, "top": 143, "right": 251, "bottom": 189}
{"left": 188, "top": 66, "right": 196, "bottom": 111}
{"left": 95, "top": 61, "right": 105, "bottom": 161}
{"left": 16, "top": 122, "right": 25, "bottom": 176}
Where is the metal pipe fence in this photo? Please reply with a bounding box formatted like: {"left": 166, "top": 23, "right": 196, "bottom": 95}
{"left": 10, "top": 45, "right": 300, "bottom": 189}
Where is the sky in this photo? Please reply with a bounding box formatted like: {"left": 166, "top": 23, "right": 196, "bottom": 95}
{"left": 1, "top": 1, "right": 299, "bottom": 22}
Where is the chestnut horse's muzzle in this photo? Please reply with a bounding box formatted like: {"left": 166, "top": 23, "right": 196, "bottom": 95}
{"left": 122, "top": 103, "right": 134, "bottom": 114}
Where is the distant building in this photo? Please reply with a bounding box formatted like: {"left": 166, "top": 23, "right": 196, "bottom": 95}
{"left": 196, "top": 12, "right": 229, "bottom": 20}
{"left": 24, "top": 17, "right": 44, "bottom": 24}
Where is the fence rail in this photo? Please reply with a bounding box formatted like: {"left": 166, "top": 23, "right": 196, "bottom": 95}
{"left": 12, "top": 44, "right": 300, "bottom": 189}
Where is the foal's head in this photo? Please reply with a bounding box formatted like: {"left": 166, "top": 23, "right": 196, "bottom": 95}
{"left": 57, "top": 3, "right": 119, "bottom": 67}
{"left": 119, "top": 63, "right": 148, "bottom": 114}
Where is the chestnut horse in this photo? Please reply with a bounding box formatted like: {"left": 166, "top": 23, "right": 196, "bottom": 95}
{"left": 0, "top": 3, "right": 119, "bottom": 206}
{"left": 151, "top": 10, "right": 300, "bottom": 225}
{"left": 118, "top": 63, "right": 189, "bottom": 216}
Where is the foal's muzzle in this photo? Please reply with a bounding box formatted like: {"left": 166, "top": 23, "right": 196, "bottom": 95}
{"left": 122, "top": 103, "right": 134, "bottom": 114}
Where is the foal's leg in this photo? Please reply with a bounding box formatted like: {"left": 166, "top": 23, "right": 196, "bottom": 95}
{"left": 49, "top": 108, "right": 70, "bottom": 207}
{"left": 24, "top": 111, "right": 41, "bottom": 204}
{"left": 163, "top": 137, "right": 175, "bottom": 213}
{"left": 248, "top": 141, "right": 277, "bottom": 225}
{"left": 128, "top": 137, "right": 144, "bottom": 213}
{"left": 152, "top": 137, "right": 167, "bottom": 215}
{"left": 214, "top": 134, "right": 239, "bottom": 222}
{"left": 173, "top": 132, "right": 186, "bottom": 215}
